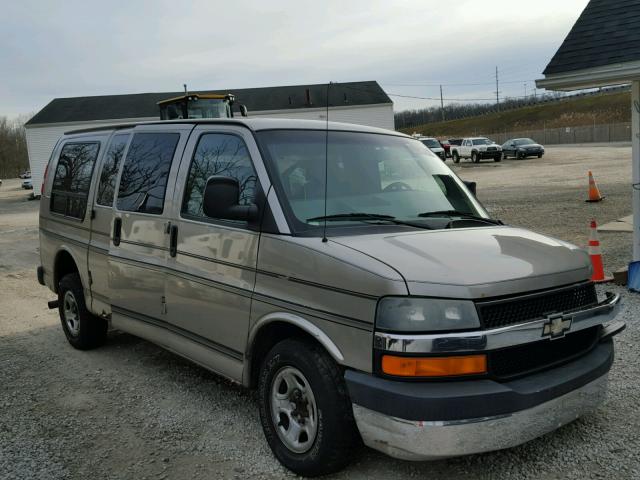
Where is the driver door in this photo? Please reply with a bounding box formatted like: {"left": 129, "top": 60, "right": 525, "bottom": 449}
{"left": 163, "top": 125, "right": 265, "bottom": 379}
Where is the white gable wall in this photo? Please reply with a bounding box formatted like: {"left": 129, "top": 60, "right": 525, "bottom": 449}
{"left": 26, "top": 103, "right": 394, "bottom": 193}
{"left": 249, "top": 103, "right": 395, "bottom": 130}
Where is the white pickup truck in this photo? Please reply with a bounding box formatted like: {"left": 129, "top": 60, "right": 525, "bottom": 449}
{"left": 450, "top": 137, "right": 502, "bottom": 163}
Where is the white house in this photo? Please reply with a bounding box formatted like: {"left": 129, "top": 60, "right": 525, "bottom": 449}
{"left": 25, "top": 81, "right": 394, "bottom": 193}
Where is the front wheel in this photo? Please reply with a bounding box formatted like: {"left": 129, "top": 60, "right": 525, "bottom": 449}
{"left": 494, "top": 154, "right": 502, "bottom": 162}
{"left": 472, "top": 151, "right": 479, "bottom": 163}
{"left": 258, "top": 338, "right": 359, "bottom": 476}
{"left": 538, "top": 153, "right": 543, "bottom": 158}
{"left": 58, "top": 273, "right": 107, "bottom": 350}
{"left": 452, "top": 151, "right": 460, "bottom": 163}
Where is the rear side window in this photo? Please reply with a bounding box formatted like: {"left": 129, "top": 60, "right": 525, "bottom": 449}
{"left": 96, "top": 134, "right": 129, "bottom": 206}
{"left": 116, "top": 133, "right": 180, "bottom": 214}
{"left": 51, "top": 142, "right": 100, "bottom": 219}
{"left": 181, "top": 133, "right": 257, "bottom": 220}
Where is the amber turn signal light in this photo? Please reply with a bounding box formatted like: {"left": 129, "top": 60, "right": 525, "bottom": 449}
{"left": 381, "top": 354, "right": 487, "bottom": 377}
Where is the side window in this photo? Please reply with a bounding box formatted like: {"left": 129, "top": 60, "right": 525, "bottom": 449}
{"left": 182, "top": 133, "right": 258, "bottom": 220}
{"left": 96, "top": 134, "right": 129, "bottom": 206}
{"left": 50, "top": 142, "right": 100, "bottom": 219}
{"left": 116, "top": 132, "right": 180, "bottom": 214}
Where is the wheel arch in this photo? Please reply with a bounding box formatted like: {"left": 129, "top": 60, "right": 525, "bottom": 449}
{"left": 53, "top": 248, "right": 80, "bottom": 293}
{"left": 244, "top": 312, "right": 345, "bottom": 388}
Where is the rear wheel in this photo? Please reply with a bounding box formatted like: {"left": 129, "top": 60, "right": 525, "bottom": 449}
{"left": 58, "top": 273, "right": 107, "bottom": 350}
{"left": 258, "top": 338, "right": 359, "bottom": 476}
{"left": 452, "top": 151, "right": 460, "bottom": 163}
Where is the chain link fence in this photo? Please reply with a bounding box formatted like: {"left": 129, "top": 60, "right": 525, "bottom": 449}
{"left": 474, "top": 122, "right": 632, "bottom": 146}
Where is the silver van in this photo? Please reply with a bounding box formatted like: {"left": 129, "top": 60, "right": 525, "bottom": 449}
{"left": 38, "top": 118, "right": 624, "bottom": 476}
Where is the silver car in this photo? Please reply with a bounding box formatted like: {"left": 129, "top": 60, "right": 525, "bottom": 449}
{"left": 37, "top": 118, "right": 623, "bottom": 476}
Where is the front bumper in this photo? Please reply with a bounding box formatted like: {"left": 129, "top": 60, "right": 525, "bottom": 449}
{"left": 521, "top": 149, "right": 544, "bottom": 156}
{"left": 478, "top": 150, "right": 501, "bottom": 158}
{"left": 348, "top": 337, "right": 615, "bottom": 460}
{"left": 352, "top": 372, "right": 608, "bottom": 461}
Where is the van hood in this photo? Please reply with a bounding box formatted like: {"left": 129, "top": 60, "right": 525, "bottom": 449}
{"left": 331, "top": 226, "right": 591, "bottom": 299}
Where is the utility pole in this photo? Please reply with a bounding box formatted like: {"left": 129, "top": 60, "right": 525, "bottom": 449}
{"left": 524, "top": 83, "right": 527, "bottom": 98}
{"left": 495, "top": 66, "right": 500, "bottom": 110}
{"left": 440, "top": 85, "right": 445, "bottom": 122}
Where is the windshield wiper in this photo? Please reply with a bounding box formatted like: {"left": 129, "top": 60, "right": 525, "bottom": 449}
{"left": 417, "top": 210, "right": 503, "bottom": 225}
{"left": 307, "top": 213, "right": 433, "bottom": 229}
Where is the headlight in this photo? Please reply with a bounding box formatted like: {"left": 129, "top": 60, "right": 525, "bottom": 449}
{"left": 376, "top": 297, "right": 481, "bottom": 332}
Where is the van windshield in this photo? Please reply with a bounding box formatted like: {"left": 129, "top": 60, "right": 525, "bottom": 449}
{"left": 257, "top": 130, "right": 487, "bottom": 234}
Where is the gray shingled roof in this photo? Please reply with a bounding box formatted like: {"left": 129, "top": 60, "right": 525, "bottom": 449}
{"left": 543, "top": 0, "right": 640, "bottom": 75}
{"left": 26, "top": 81, "right": 391, "bottom": 126}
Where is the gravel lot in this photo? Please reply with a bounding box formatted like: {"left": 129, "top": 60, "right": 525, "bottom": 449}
{"left": 1, "top": 146, "right": 639, "bottom": 480}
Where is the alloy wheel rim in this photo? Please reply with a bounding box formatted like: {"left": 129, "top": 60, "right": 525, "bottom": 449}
{"left": 270, "top": 366, "right": 318, "bottom": 454}
{"left": 63, "top": 291, "right": 80, "bottom": 336}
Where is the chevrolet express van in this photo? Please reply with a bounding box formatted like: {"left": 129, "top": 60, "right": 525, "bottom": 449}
{"left": 38, "top": 118, "right": 624, "bottom": 476}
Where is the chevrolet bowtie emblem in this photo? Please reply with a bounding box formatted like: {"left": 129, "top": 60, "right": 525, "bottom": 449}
{"left": 542, "top": 313, "right": 572, "bottom": 340}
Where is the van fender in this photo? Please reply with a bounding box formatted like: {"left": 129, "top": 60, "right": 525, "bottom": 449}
{"left": 245, "top": 312, "right": 345, "bottom": 380}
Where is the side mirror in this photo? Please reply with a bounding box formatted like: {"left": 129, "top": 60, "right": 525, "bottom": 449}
{"left": 239, "top": 104, "right": 248, "bottom": 117}
{"left": 202, "top": 176, "right": 258, "bottom": 221}
{"left": 463, "top": 180, "right": 477, "bottom": 196}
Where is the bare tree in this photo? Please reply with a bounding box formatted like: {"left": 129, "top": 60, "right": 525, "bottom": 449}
{"left": 0, "top": 114, "right": 31, "bottom": 178}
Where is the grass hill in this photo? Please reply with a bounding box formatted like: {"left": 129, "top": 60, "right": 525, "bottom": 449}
{"left": 399, "top": 91, "right": 631, "bottom": 137}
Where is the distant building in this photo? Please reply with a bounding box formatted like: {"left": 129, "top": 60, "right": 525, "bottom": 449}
{"left": 25, "top": 81, "right": 393, "bottom": 192}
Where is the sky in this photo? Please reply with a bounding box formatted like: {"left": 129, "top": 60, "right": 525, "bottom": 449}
{"left": 0, "top": 0, "right": 590, "bottom": 119}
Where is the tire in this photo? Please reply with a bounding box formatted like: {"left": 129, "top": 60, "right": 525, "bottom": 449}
{"left": 472, "top": 151, "right": 479, "bottom": 163}
{"left": 452, "top": 151, "right": 460, "bottom": 163}
{"left": 58, "top": 273, "right": 107, "bottom": 350}
{"left": 258, "top": 338, "right": 359, "bottom": 476}
{"left": 538, "top": 153, "right": 543, "bottom": 158}
{"left": 494, "top": 155, "right": 502, "bottom": 162}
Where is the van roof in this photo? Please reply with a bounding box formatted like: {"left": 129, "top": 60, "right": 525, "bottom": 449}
{"left": 64, "top": 117, "right": 407, "bottom": 137}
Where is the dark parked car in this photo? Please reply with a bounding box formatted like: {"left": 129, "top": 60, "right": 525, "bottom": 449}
{"left": 502, "top": 138, "right": 544, "bottom": 159}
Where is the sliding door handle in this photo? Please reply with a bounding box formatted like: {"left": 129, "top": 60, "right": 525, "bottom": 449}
{"left": 169, "top": 225, "right": 178, "bottom": 258}
{"left": 113, "top": 217, "right": 122, "bottom": 246}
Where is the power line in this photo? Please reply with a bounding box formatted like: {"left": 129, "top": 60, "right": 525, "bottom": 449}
{"left": 382, "top": 79, "right": 538, "bottom": 87}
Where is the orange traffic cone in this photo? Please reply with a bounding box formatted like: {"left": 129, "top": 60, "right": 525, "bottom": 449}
{"left": 588, "top": 219, "right": 612, "bottom": 283}
{"left": 586, "top": 171, "right": 604, "bottom": 202}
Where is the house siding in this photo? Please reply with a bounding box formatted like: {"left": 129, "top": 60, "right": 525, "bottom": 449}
{"left": 249, "top": 104, "right": 394, "bottom": 130}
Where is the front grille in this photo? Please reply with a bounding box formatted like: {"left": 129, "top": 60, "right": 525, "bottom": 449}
{"left": 476, "top": 282, "right": 597, "bottom": 329}
{"left": 487, "top": 147, "right": 497, "bottom": 151}
{"left": 488, "top": 326, "right": 600, "bottom": 380}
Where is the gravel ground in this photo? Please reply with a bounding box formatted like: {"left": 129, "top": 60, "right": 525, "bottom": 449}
{"left": 1, "top": 146, "right": 639, "bottom": 480}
